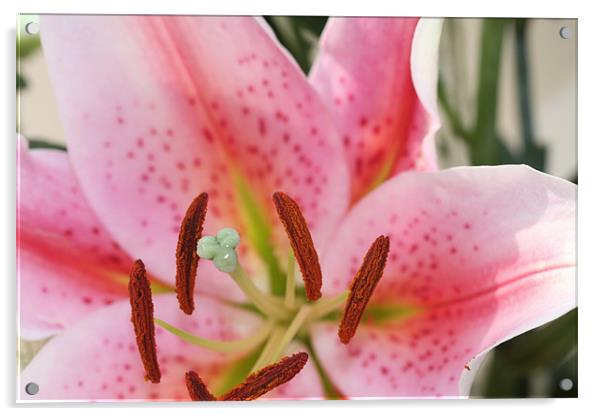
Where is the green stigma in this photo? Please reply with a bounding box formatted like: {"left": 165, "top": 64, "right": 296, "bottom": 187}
{"left": 212, "top": 247, "right": 238, "bottom": 273}
{"left": 216, "top": 227, "right": 240, "bottom": 249}
{"left": 197, "top": 228, "right": 240, "bottom": 273}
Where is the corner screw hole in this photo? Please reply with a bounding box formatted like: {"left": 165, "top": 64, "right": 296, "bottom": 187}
{"left": 559, "top": 26, "right": 571, "bottom": 40}
{"left": 25, "top": 22, "right": 39, "bottom": 35}
{"left": 25, "top": 382, "right": 39, "bottom": 395}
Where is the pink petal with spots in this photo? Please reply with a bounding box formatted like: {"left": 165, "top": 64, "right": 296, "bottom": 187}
{"left": 40, "top": 15, "right": 350, "bottom": 287}
{"left": 17, "top": 139, "right": 131, "bottom": 340}
{"left": 21, "top": 295, "right": 267, "bottom": 400}
{"left": 309, "top": 17, "right": 442, "bottom": 203}
{"left": 312, "top": 165, "right": 575, "bottom": 397}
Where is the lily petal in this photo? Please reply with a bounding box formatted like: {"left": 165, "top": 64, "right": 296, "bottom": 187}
{"left": 309, "top": 17, "right": 442, "bottom": 202}
{"left": 20, "top": 295, "right": 264, "bottom": 401}
{"left": 263, "top": 342, "right": 324, "bottom": 400}
{"left": 17, "top": 139, "right": 130, "bottom": 340}
{"left": 313, "top": 165, "right": 576, "bottom": 397}
{"left": 40, "top": 15, "right": 350, "bottom": 287}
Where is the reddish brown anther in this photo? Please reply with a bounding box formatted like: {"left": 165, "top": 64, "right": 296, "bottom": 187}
{"left": 338, "top": 235, "right": 390, "bottom": 344}
{"left": 128, "top": 259, "right": 161, "bottom": 383}
{"left": 220, "top": 352, "right": 309, "bottom": 401}
{"left": 273, "top": 192, "right": 322, "bottom": 301}
{"left": 176, "top": 192, "right": 209, "bottom": 315}
{"left": 185, "top": 371, "right": 217, "bottom": 401}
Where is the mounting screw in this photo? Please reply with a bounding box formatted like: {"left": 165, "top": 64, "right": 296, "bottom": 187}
{"left": 25, "top": 382, "right": 39, "bottom": 395}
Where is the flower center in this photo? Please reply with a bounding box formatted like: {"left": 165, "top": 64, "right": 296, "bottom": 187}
{"left": 163, "top": 223, "right": 349, "bottom": 371}
{"left": 129, "top": 191, "right": 390, "bottom": 399}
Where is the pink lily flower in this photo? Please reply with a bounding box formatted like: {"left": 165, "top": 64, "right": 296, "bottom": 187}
{"left": 18, "top": 15, "right": 575, "bottom": 401}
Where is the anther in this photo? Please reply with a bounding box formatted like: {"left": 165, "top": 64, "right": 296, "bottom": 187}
{"left": 220, "top": 352, "right": 309, "bottom": 400}
{"left": 185, "top": 371, "right": 217, "bottom": 401}
{"left": 338, "top": 235, "right": 390, "bottom": 344}
{"left": 273, "top": 192, "right": 322, "bottom": 301}
{"left": 176, "top": 192, "right": 208, "bottom": 314}
{"left": 128, "top": 259, "right": 161, "bottom": 383}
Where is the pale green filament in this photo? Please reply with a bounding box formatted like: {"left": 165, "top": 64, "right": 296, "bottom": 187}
{"left": 269, "top": 305, "right": 312, "bottom": 363}
{"left": 229, "top": 265, "right": 290, "bottom": 321}
{"left": 306, "top": 291, "right": 349, "bottom": 322}
{"left": 250, "top": 326, "right": 286, "bottom": 373}
{"left": 284, "top": 253, "right": 296, "bottom": 309}
{"left": 154, "top": 318, "right": 274, "bottom": 353}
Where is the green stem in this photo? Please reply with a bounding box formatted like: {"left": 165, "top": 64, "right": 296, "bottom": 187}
{"left": 229, "top": 265, "right": 290, "bottom": 321}
{"left": 155, "top": 318, "right": 274, "bottom": 353}
{"left": 473, "top": 18, "right": 507, "bottom": 165}
{"left": 251, "top": 325, "right": 286, "bottom": 373}
{"left": 300, "top": 334, "right": 344, "bottom": 399}
{"left": 514, "top": 18, "right": 546, "bottom": 171}
{"left": 438, "top": 79, "right": 470, "bottom": 140}
{"left": 514, "top": 19, "right": 535, "bottom": 149}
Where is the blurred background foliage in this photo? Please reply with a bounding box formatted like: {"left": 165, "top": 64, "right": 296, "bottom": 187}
{"left": 17, "top": 16, "right": 577, "bottom": 398}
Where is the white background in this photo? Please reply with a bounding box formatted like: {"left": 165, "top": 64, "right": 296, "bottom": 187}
{"left": 2, "top": 0, "right": 600, "bottom": 415}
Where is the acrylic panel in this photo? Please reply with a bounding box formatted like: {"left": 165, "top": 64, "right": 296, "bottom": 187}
{"left": 17, "top": 14, "right": 577, "bottom": 401}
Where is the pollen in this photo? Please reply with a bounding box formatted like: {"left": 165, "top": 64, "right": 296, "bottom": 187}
{"left": 220, "top": 352, "right": 309, "bottom": 400}
{"left": 338, "top": 235, "right": 390, "bottom": 344}
{"left": 128, "top": 259, "right": 161, "bottom": 383}
{"left": 175, "top": 192, "right": 209, "bottom": 315}
{"left": 273, "top": 192, "right": 322, "bottom": 301}
{"left": 185, "top": 371, "right": 217, "bottom": 401}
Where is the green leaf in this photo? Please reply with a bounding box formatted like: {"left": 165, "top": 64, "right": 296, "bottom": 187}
{"left": 299, "top": 334, "right": 343, "bottom": 399}
{"left": 472, "top": 19, "right": 508, "bottom": 165}
{"left": 483, "top": 309, "right": 577, "bottom": 397}
{"left": 514, "top": 19, "right": 547, "bottom": 171}
{"left": 17, "top": 73, "right": 27, "bottom": 89}
{"left": 17, "top": 35, "right": 41, "bottom": 58}
{"left": 27, "top": 138, "right": 67, "bottom": 151}
{"left": 494, "top": 309, "right": 577, "bottom": 370}
{"left": 264, "top": 16, "right": 328, "bottom": 73}
{"left": 438, "top": 78, "right": 470, "bottom": 140}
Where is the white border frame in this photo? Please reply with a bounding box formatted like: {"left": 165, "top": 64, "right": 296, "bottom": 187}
{"left": 3, "top": 1, "right": 599, "bottom": 415}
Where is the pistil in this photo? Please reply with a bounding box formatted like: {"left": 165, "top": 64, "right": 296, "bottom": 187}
{"left": 228, "top": 265, "right": 290, "bottom": 321}
{"left": 197, "top": 228, "right": 291, "bottom": 321}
